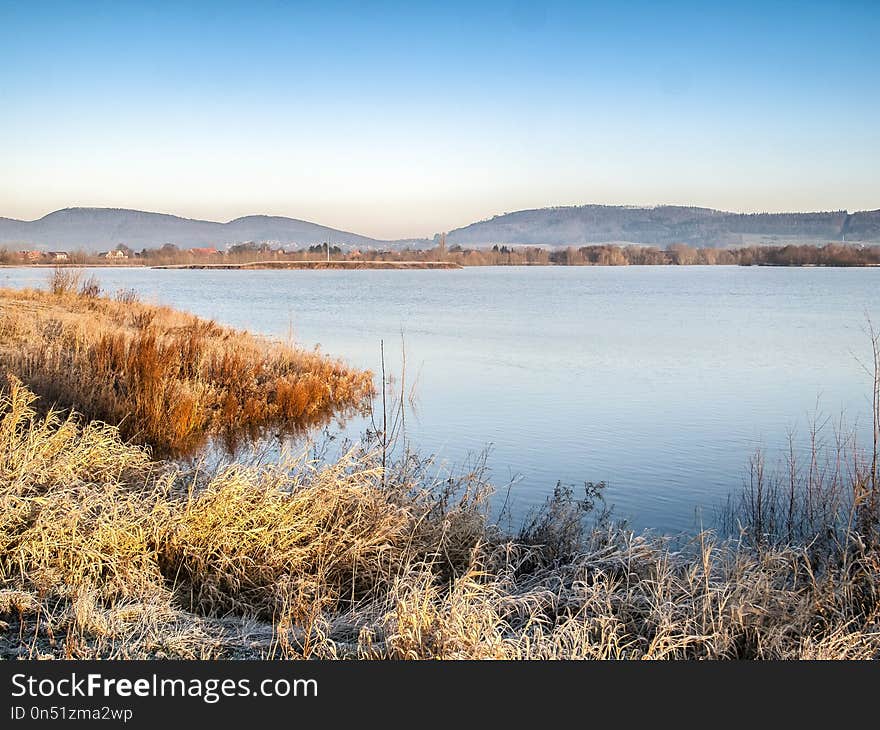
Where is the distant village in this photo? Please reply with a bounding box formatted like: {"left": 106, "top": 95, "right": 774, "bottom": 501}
{"left": 8, "top": 241, "right": 364, "bottom": 265}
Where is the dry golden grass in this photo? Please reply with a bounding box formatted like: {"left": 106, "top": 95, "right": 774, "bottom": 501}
{"left": 0, "top": 282, "right": 373, "bottom": 455}
{"left": 1, "top": 378, "right": 878, "bottom": 660}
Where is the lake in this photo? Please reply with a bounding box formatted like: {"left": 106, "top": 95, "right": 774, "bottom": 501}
{"left": 2, "top": 265, "right": 877, "bottom": 533}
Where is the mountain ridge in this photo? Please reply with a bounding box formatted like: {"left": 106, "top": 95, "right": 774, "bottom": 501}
{"left": 0, "top": 207, "right": 423, "bottom": 251}
{"left": 445, "top": 204, "right": 880, "bottom": 247}
{"left": 2, "top": 204, "right": 879, "bottom": 252}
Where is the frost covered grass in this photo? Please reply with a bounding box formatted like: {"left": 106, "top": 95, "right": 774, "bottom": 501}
{"left": 1, "top": 379, "right": 878, "bottom": 660}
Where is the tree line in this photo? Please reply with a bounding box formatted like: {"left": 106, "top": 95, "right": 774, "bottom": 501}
{"left": 2, "top": 241, "right": 879, "bottom": 267}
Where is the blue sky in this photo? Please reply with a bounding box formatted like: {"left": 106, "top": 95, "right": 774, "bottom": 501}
{"left": 1, "top": 0, "right": 878, "bottom": 238}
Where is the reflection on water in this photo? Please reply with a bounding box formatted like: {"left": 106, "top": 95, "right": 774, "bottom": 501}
{"left": 2, "top": 265, "right": 877, "bottom": 532}
{"left": 182, "top": 410, "right": 364, "bottom": 471}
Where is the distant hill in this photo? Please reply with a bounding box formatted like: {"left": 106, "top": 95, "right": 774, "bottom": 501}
{"left": 2, "top": 204, "right": 879, "bottom": 252}
{"left": 0, "top": 208, "right": 429, "bottom": 252}
{"left": 446, "top": 205, "right": 880, "bottom": 247}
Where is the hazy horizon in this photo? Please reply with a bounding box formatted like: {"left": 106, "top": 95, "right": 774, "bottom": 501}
{"left": 3, "top": 200, "right": 880, "bottom": 243}
{"left": 3, "top": 0, "right": 879, "bottom": 239}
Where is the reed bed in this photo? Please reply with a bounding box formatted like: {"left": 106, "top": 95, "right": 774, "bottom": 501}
{"left": 1, "top": 378, "right": 878, "bottom": 660}
{"left": 0, "top": 277, "right": 373, "bottom": 456}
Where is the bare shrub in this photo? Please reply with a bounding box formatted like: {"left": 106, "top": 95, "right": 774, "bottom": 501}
{"left": 115, "top": 288, "right": 140, "bottom": 304}
{"left": 78, "top": 275, "right": 101, "bottom": 298}
{"left": 48, "top": 267, "right": 81, "bottom": 296}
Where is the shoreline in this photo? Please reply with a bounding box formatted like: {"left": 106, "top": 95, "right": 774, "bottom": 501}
{"left": 2, "top": 261, "right": 879, "bottom": 270}
{"left": 152, "top": 260, "right": 463, "bottom": 270}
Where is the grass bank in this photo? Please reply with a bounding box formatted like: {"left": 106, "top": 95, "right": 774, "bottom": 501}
{"left": 1, "top": 376, "right": 878, "bottom": 659}
{"left": 0, "top": 273, "right": 373, "bottom": 456}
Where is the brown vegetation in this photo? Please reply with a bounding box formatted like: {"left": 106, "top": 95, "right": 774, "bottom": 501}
{"left": 0, "top": 273, "right": 373, "bottom": 456}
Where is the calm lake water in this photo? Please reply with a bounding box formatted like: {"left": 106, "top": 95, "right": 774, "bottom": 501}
{"left": 3, "top": 265, "right": 878, "bottom": 532}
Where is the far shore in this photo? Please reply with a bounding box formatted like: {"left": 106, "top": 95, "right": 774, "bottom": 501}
{"left": 2, "top": 261, "right": 879, "bottom": 271}
{"left": 152, "top": 260, "right": 463, "bottom": 270}
{"left": 0, "top": 261, "right": 464, "bottom": 270}
{"left": 4, "top": 239, "right": 880, "bottom": 268}
{"left": 0, "top": 261, "right": 880, "bottom": 271}
{"left": 4, "top": 245, "right": 880, "bottom": 271}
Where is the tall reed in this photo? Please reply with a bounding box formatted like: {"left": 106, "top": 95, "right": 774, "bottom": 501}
{"left": 0, "top": 283, "right": 373, "bottom": 456}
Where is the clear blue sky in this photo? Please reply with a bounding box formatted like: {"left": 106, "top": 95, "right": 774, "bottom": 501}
{"left": 1, "top": 0, "right": 878, "bottom": 238}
